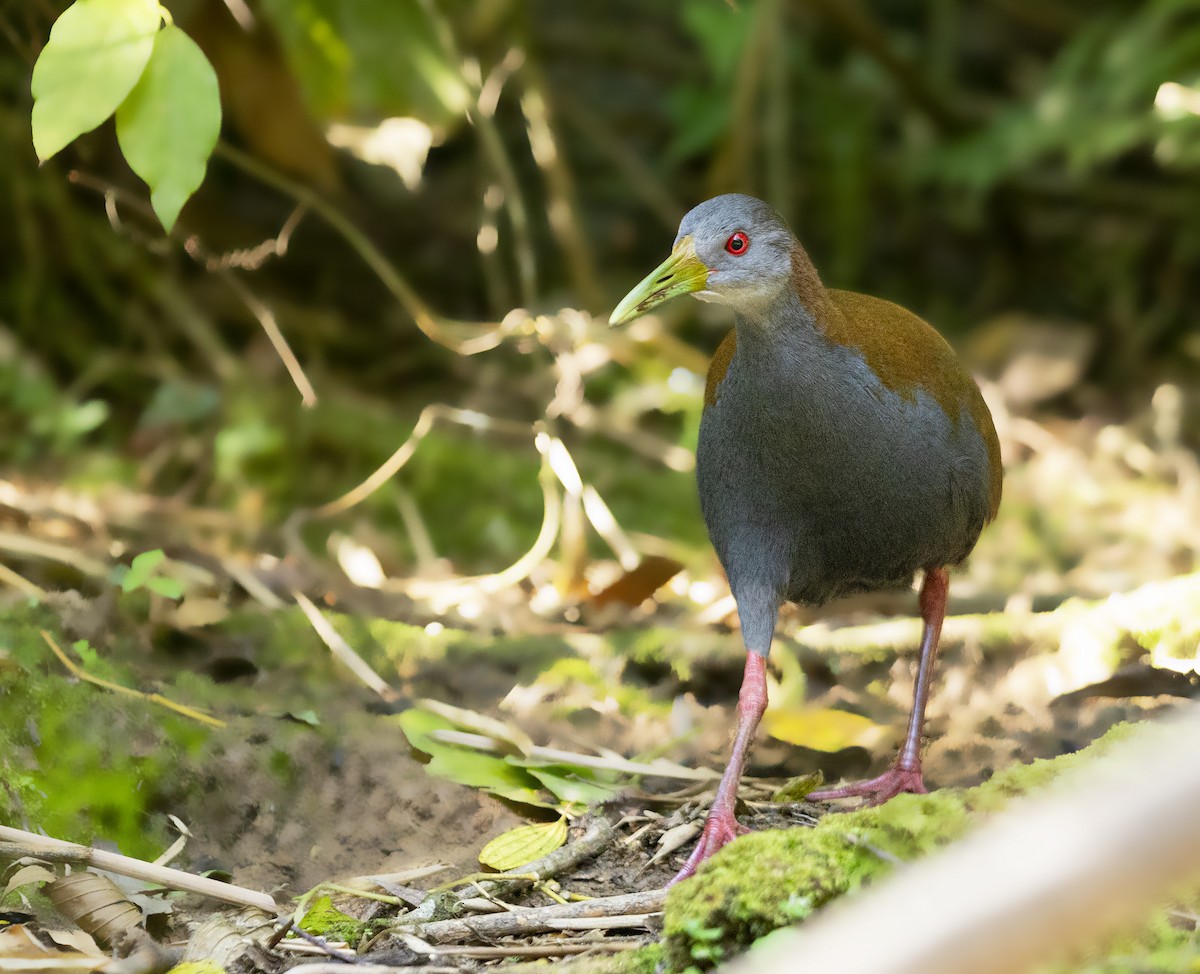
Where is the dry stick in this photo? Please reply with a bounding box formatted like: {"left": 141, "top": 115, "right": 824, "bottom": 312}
{"left": 0, "top": 559, "right": 46, "bottom": 598}
{"left": 0, "top": 826, "right": 278, "bottom": 914}
{"left": 436, "top": 939, "right": 644, "bottom": 958}
{"left": 388, "top": 447, "right": 562, "bottom": 601}
{"left": 291, "top": 591, "right": 399, "bottom": 703}
{"left": 287, "top": 967, "right": 460, "bottom": 974}
{"left": 216, "top": 143, "right": 523, "bottom": 357}
{"left": 519, "top": 64, "right": 603, "bottom": 309}
{"left": 0, "top": 530, "right": 110, "bottom": 580}
{"left": 40, "top": 630, "right": 226, "bottom": 729}
{"left": 402, "top": 889, "right": 667, "bottom": 945}
{"left": 429, "top": 729, "right": 720, "bottom": 782}
{"left": 725, "top": 710, "right": 1200, "bottom": 974}
{"left": 468, "top": 818, "right": 616, "bottom": 899}
{"left": 216, "top": 269, "right": 317, "bottom": 407}
{"left": 69, "top": 171, "right": 316, "bottom": 407}
{"left": 305, "top": 405, "right": 531, "bottom": 520}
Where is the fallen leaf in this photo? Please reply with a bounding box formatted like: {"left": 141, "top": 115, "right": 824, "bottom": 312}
{"left": 762, "top": 707, "right": 882, "bottom": 752}
{"left": 478, "top": 817, "right": 568, "bottom": 871}
{"left": 591, "top": 555, "right": 684, "bottom": 608}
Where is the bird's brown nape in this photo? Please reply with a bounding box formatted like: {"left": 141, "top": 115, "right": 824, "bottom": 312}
{"left": 704, "top": 331, "right": 738, "bottom": 407}
{"left": 788, "top": 243, "right": 835, "bottom": 325}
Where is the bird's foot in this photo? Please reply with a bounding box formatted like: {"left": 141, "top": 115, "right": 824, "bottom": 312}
{"left": 807, "top": 762, "right": 927, "bottom": 807}
{"left": 668, "top": 808, "right": 750, "bottom": 887}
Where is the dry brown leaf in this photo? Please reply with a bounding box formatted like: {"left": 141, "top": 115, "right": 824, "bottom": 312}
{"left": 0, "top": 924, "right": 106, "bottom": 972}
{"left": 45, "top": 873, "right": 142, "bottom": 948}
{"left": 3, "top": 864, "right": 56, "bottom": 898}
{"left": 590, "top": 555, "right": 683, "bottom": 609}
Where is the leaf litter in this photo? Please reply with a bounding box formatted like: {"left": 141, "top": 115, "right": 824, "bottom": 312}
{"left": 2, "top": 375, "right": 1198, "bottom": 970}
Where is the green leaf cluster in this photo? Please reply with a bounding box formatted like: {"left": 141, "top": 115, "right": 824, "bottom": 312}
{"left": 31, "top": 0, "right": 221, "bottom": 230}
{"left": 116, "top": 548, "right": 185, "bottom": 599}
{"left": 397, "top": 706, "right": 618, "bottom": 813}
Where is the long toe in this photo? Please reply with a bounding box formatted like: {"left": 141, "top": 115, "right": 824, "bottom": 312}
{"left": 808, "top": 764, "right": 928, "bottom": 807}
{"left": 669, "top": 810, "right": 749, "bottom": 886}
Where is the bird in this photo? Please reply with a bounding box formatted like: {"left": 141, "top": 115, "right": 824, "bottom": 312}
{"left": 608, "top": 194, "right": 1002, "bottom": 885}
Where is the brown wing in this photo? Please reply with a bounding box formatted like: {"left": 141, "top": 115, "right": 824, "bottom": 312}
{"left": 825, "top": 289, "right": 1003, "bottom": 521}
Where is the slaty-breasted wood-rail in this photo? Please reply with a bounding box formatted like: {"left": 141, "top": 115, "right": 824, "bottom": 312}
{"left": 610, "top": 195, "right": 1002, "bottom": 883}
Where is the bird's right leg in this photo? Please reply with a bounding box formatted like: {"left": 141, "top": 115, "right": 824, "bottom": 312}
{"left": 669, "top": 650, "right": 767, "bottom": 885}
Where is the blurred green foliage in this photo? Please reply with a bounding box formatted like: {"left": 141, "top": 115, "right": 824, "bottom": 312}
{"left": 3, "top": 0, "right": 1200, "bottom": 577}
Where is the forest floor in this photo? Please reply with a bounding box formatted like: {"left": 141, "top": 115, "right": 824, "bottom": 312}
{"left": 2, "top": 382, "right": 1200, "bottom": 972}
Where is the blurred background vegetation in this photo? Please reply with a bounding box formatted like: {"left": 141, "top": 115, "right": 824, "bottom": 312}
{"left": 3, "top": 0, "right": 1200, "bottom": 940}
{"left": 2, "top": 0, "right": 1199, "bottom": 663}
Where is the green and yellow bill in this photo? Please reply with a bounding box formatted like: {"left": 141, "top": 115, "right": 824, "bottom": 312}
{"left": 609, "top": 235, "right": 710, "bottom": 326}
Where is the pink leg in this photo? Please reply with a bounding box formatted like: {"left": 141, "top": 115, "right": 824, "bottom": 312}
{"left": 669, "top": 652, "right": 768, "bottom": 886}
{"left": 808, "top": 566, "right": 949, "bottom": 806}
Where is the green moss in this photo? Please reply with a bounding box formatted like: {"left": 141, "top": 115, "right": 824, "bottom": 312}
{"left": 662, "top": 724, "right": 1139, "bottom": 972}
{"left": 0, "top": 601, "right": 208, "bottom": 858}
{"left": 1046, "top": 901, "right": 1199, "bottom": 974}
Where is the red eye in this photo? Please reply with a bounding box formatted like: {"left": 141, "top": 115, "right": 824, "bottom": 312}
{"left": 725, "top": 231, "right": 749, "bottom": 255}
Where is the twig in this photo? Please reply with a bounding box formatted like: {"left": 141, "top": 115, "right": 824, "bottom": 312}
{"left": 200, "top": 204, "right": 305, "bottom": 271}
{"left": 287, "top": 967, "right": 460, "bottom": 974}
{"left": 429, "top": 729, "right": 720, "bottom": 782}
{"left": 304, "top": 405, "right": 531, "bottom": 521}
{"left": 215, "top": 146, "right": 524, "bottom": 356}
{"left": 211, "top": 268, "right": 317, "bottom": 407}
{"left": 400, "top": 889, "right": 667, "bottom": 944}
{"left": 0, "top": 530, "right": 110, "bottom": 580}
{"left": 291, "top": 592, "right": 398, "bottom": 703}
{"left": 438, "top": 818, "right": 616, "bottom": 901}
{"left": 0, "top": 826, "right": 278, "bottom": 913}
{"left": 436, "top": 939, "right": 644, "bottom": 958}
{"left": 544, "top": 913, "right": 660, "bottom": 930}
{"left": 69, "top": 171, "right": 317, "bottom": 406}
{"left": 0, "top": 559, "right": 46, "bottom": 599}
{"left": 386, "top": 437, "right": 562, "bottom": 601}
{"left": 40, "top": 630, "right": 226, "bottom": 729}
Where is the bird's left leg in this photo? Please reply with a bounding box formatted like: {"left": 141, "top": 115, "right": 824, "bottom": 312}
{"left": 669, "top": 651, "right": 768, "bottom": 885}
{"left": 808, "top": 566, "right": 949, "bottom": 805}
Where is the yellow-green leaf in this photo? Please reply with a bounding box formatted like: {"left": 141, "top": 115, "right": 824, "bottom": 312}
{"left": 116, "top": 24, "right": 221, "bottom": 230}
{"left": 31, "top": 0, "right": 162, "bottom": 161}
{"left": 478, "top": 817, "right": 568, "bottom": 871}
{"left": 762, "top": 706, "right": 883, "bottom": 752}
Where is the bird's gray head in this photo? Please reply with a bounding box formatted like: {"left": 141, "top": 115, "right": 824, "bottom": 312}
{"left": 609, "top": 194, "right": 799, "bottom": 326}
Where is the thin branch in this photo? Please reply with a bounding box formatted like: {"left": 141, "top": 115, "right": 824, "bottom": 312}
{"left": 303, "top": 405, "right": 530, "bottom": 521}
{"left": 69, "top": 171, "right": 317, "bottom": 406}
{"left": 41, "top": 630, "right": 226, "bottom": 729}
{"left": 214, "top": 143, "right": 527, "bottom": 356}
{"left": 435, "top": 818, "right": 615, "bottom": 900}
{"left": 0, "top": 560, "right": 46, "bottom": 599}
{"left": 291, "top": 592, "right": 399, "bottom": 703}
{"left": 0, "top": 825, "right": 278, "bottom": 913}
{"left": 398, "top": 888, "right": 667, "bottom": 944}
{"left": 428, "top": 729, "right": 719, "bottom": 782}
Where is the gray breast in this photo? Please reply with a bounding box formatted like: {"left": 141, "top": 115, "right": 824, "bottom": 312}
{"left": 696, "top": 317, "right": 991, "bottom": 609}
